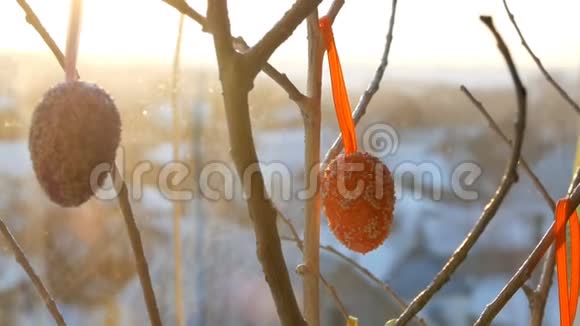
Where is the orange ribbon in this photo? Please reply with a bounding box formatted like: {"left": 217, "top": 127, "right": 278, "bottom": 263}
{"left": 555, "top": 198, "right": 580, "bottom": 326}
{"left": 319, "top": 16, "right": 358, "bottom": 154}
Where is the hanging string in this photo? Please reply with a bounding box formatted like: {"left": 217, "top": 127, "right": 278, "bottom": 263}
{"left": 65, "top": 0, "right": 83, "bottom": 82}
{"left": 319, "top": 16, "right": 358, "bottom": 154}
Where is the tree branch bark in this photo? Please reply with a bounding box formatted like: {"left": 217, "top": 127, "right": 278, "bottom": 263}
{"left": 302, "top": 6, "right": 324, "bottom": 325}
{"left": 206, "top": 1, "right": 307, "bottom": 324}
{"left": 502, "top": 0, "right": 580, "bottom": 115}
{"left": 396, "top": 15, "right": 528, "bottom": 325}
{"left": 0, "top": 218, "right": 66, "bottom": 326}
{"left": 163, "top": 0, "right": 307, "bottom": 103}
{"left": 460, "top": 85, "right": 559, "bottom": 326}
{"left": 244, "top": 0, "right": 323, "bottom": 78}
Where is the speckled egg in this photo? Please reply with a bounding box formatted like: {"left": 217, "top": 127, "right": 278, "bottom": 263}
{"left": 321, "top": 151, "right": 395, "bottom": 253}
{"left": 29, "top": 81, "right": 121, "bottom": 207}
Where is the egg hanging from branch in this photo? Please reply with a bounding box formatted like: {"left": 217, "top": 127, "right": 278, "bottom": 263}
{"left": 29, "top": 81, "right": 121, "bottom": 207}
{"left": 319, "top": 16, "right": 396, "bottom": 254}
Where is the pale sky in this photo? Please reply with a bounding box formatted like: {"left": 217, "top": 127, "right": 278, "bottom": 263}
{"left": 0, "top": 0, "right": 579, "bottom": 71}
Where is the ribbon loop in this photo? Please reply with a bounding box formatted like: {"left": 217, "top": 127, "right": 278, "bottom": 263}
{"left": 320, "top": 16, "right": 358, "bottom": 154}
{"left": 555, "top": 198, "right": 580, "bottom": 326}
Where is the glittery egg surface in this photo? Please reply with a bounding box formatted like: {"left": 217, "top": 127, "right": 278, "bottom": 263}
{"left": 29, "top": 81, "right": 121, "bottom": 207}
{"left": 321, "top": 151, "right": 395, "bottom": 253}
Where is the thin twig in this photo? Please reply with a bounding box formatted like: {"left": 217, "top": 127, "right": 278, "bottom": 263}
{"left": 64, "top": 0, "right": 82, "bottom": 82}
{"left": 460, "top": 85, "right": 558, "bottom": 325}
{"left": 0, "top": 218, "right": 66, "bottom": 326}
{"left": 244, "top": 0, "right": 323, "bottom": 78}
{"left": 15, "top": 0, "right": 78, "bottom": 79}
{"left": 531, "top": 248, "right": 555, "bottom": 325}
{"left": 232, "top": 36, "right": 307, "bottom": 108}
{"left": 396, "top": 16, "right": 528, "bottom": 325}
{"left": 301, "top": 3, "right": 349, "bottom": 323}
{"left": 163, "top": 0, "right": 307, "bottom": 104}
{"left": 326, "top": 0, "right": 345, "bottom": 24}
{"left": 319, "top": 276, "right": 348, "bottom": 319}
{"left": 502, "top": 0, "right": 580, "bottom": 115}
{"left": 277, "top": 212, "right": 349, "bottom": 319}
{"left": 171, "top": 13, "right": 186, "bottom": 326}
{"left": 460, "top": 86, "right": 554, "bottom": 210}
{"left": 162, "top": 0, "right": 206, "bottom": 27}
{"left": 279, "top": 234, "right": 425, "bottom": 326}
{"left": 322, "top": 0, "right": 399, "bottom": 167}
{"left": 113, "top": 166, "right": 163, "bottom": 326}
{"left": 319, "top": 244, "right": 425, "bottom": 325}
{"left": 475, "top": 180, "right": 580, "bottom": 325}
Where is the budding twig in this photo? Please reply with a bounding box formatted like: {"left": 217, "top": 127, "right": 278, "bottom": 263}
{"left": 65, "top": 0, "right": 82, "bottom": 82}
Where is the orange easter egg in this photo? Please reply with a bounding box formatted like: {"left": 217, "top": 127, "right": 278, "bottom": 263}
{"left": 321, "top": 151, "right": 395, "bottom": 254}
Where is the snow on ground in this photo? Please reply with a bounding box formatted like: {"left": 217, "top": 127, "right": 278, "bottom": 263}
{"left": 0, "top": 96, "right": 15, "bottom": 112}
{"left": 0, "top": 254, "right": 27, "bottom": 292}
{"left": 143, "top": 142, "right": 191, "bottom": 165}
{"left": 467, "top": 276, "right": 529, "bottom": 326}
{"left": 0, "top": 141, "right": 32, "bottom": 178}
{"left": 0, "top": 122, "right": 575, "bottom": 325}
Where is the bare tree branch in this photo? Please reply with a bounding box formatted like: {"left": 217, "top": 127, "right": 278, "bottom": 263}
{"left": 232, "top": 36, "right": 307, "bottom": 105}
{"left": 113, "top": 166, "right": 162, "bottom": 326}
{"left": 162, "top": 0, "right": 206, "bottom": 28}
{"left": 460, "top": 85, "right": 558, "bottom": 325}
{"left": 326, "top": 0, "right": 345, "bottom": 24}
{"left": 280, "top": 234, "right": 425, "bottom": 326}
{"left": 503, "top": 0, "right": 580, "bottom": 115}
{"left": 322, "top": 0, "right": 398, "bottom": 167}
{"left": 530, "top": 171, "right": 580, "bottom": 325}
{"left": 244, "top": 0, "right": 323, "bottom": 78}
{"left": 319, "top": 275, "right": 348, "bottom": 320}
{"left": 162, "top": 0, "right": 307, "bottom": 104}
{"left": 475, "top": 178, "right": 580, "bottom": 325}
{"left": 396, "top": 16, "right": 528, "bottom": 325}
{"left": 15, "top": 0, "right": 78, "bottom": 79}
{"left": 64, "top": 0, "right": 82, "bottom": 82}
{"left": 206, "top": 1, "right": 308, "bottom": 324}
{"left": 302, "top": 5, "right": 325, "bottom": 325}
{"left": 277, "top": 212, "right": 349, "bottom": 320}
{"left": 300, "top": 3, "right": 350, "bottom": 323}
{"left": 460, "top": 86, "right": 554, "bottom": 210}
{"left": 0, "top": 218, "right": 66, "bottom": 326}
{"left": 207, "top": 0, "right": 235, "bottom": 63}
{"left": 531, "top": 248, "right": 555, "bottom": 325}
